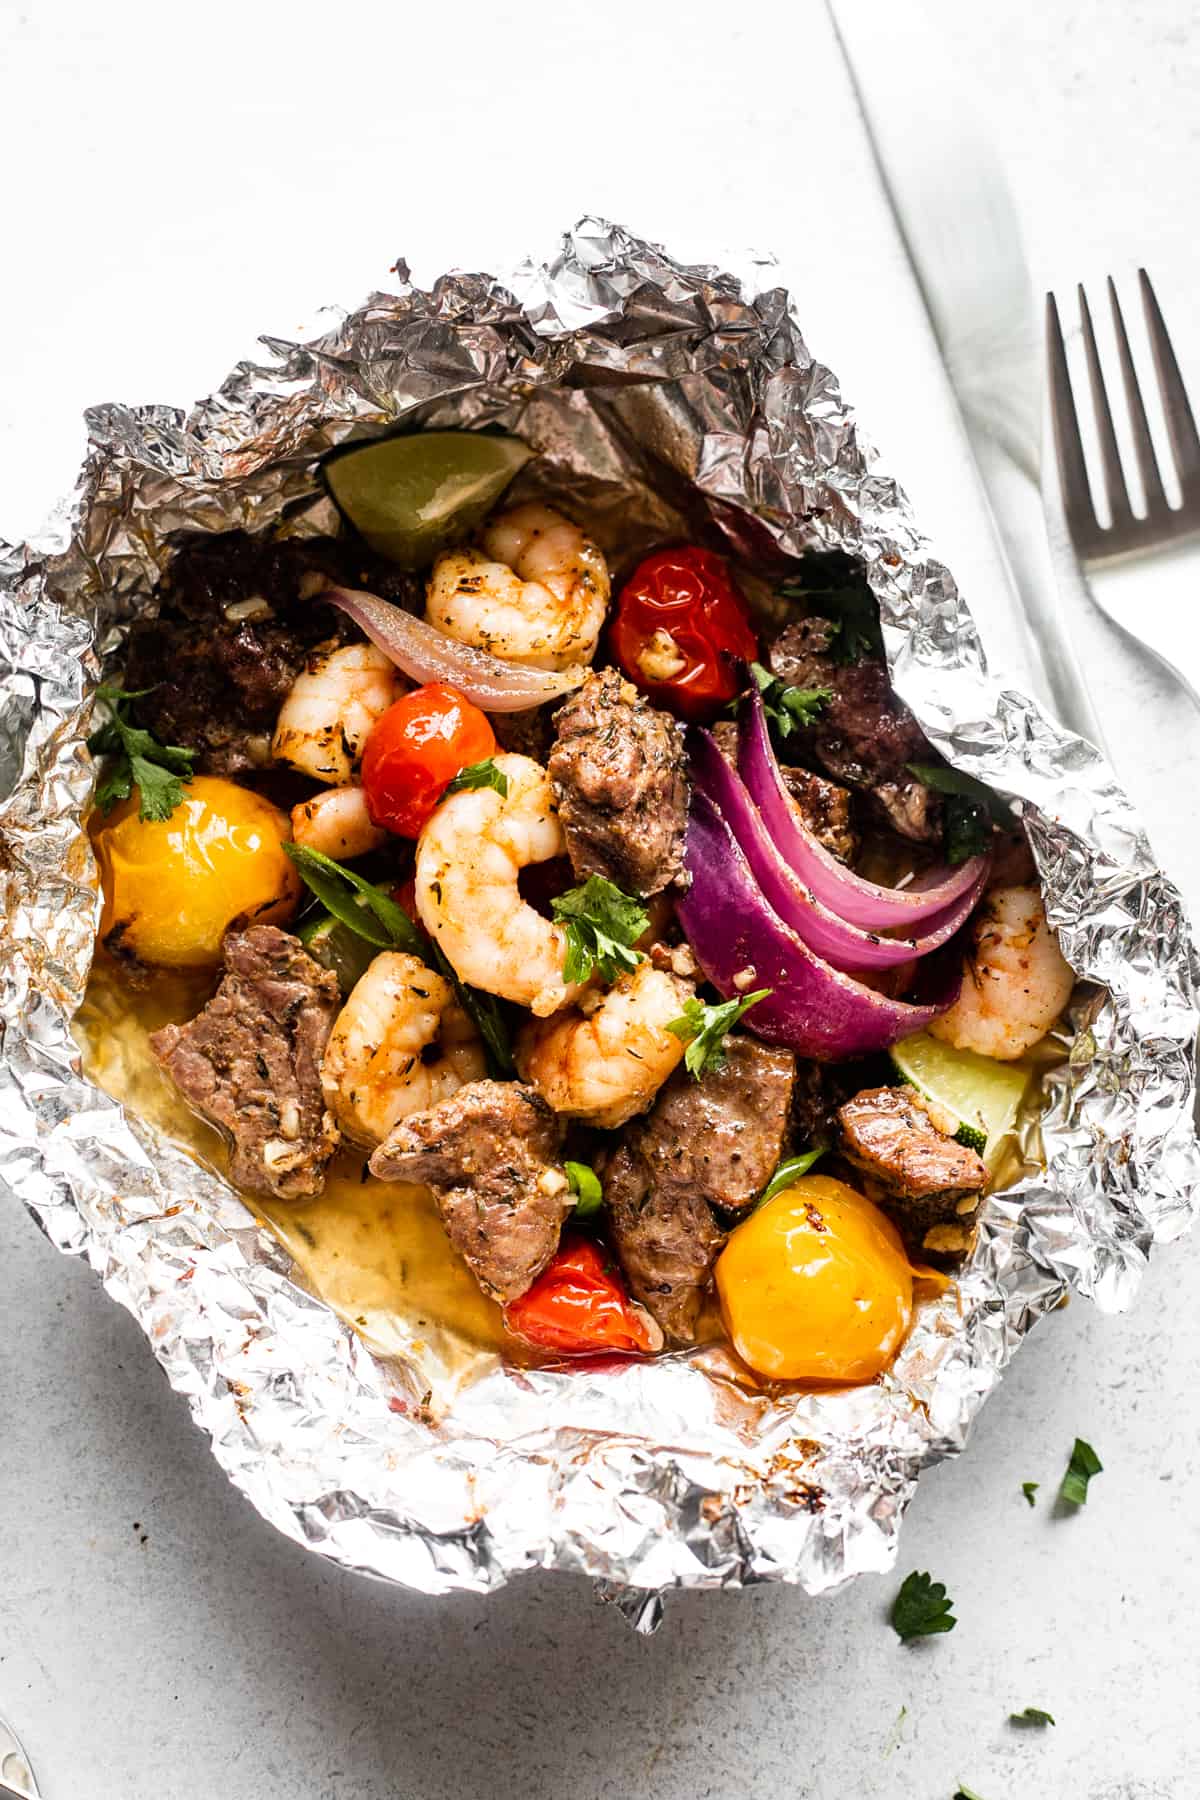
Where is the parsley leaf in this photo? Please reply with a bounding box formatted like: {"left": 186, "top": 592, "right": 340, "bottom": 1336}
{"left": 551, "top": 877, "right": 649, "bottom": 985}
{"left": 758, "top": 1146, "right": 826, "bottom": 1206}
{"left": 565, "top": 1160, "right": 604, "bottom": 1217}
{"left": 943, "top": 795, "right": 991, "bottom": 866}
{"left": 907, "top": 761, "right": 1018, "bottom": 832}
{"left": 747, "top": 662, "right": 832, "bottom": 743}
{"left": 778, "top": 553, "right": 883, "bottom": 664}
{"left": 1060, "top": 1437, "right": 1102, "bottom": 1506}
{"left": 282, "top": 843, "right": 515, "bottom": 1077}
{"left": 1009, "top": 1707, "right": 1055, "bottom": 1728}
{"left": 891, "top": 1570, "right": 957, "bottom": 1642}
{"left": 667, "top": 988, "right": 771, "bottom": 1078}
{"left": 445, "top": 758, "right": 508, "bottom": 799}
{"left": 87, "top": 684, "right": 195, "bottom": 822}
{"left": 1022, "top": 1481, "right": 1039, "bottom": 1507}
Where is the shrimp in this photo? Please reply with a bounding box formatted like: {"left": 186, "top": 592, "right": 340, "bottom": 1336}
{"left": 272, "top": 641, "right": 401, "bottom": 784}
{"left": 426, "top": 503, "right": 609, "bottom": 672}
{"left": 321, "top": 951, "right": 487, "bottom": 1147}
{"left": 930, "top": 884, "right": 1074, "bottom": 1061}
{"left": 291, "top": 785, "right": 387, "bottom": 860}
{"left": 516, "top": 958, "right": 694, "bottom": 1129}
{"left": 415, "top": 752, "right": 580, "bottom": 1017}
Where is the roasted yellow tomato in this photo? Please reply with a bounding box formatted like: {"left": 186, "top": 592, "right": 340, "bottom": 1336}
{"left": 715, "top": 1174, "right": 917, "bottom": 1383}
{"left": 91, "top": 776, "right": 301, "bottom": 970}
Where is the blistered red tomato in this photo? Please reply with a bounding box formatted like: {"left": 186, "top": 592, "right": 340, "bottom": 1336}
{"left": 504, "top": 1238, "right": 660, "bottom": 1356}
{"left": 611, "top": 545, "right": 758, "bottom": 721}
{"left": 361, "top": 682, "right": 495, "bottom": 837}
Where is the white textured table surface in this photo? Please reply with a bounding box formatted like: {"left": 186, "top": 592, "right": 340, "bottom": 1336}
{"left": 2, "top": 4, "right": 1199, "bottom": 1798}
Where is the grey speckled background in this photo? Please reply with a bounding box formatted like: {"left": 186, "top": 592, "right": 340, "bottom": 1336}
{"left": 2, "top": 2, "right": 1199, "bottom": 1796}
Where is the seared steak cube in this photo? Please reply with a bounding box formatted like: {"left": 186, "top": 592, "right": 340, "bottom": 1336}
{"left": 151, "top": 926, "right": 341, "bottom": 1201}
{"left": 837, "top": 1085, "right": 988, "bottom": 1258}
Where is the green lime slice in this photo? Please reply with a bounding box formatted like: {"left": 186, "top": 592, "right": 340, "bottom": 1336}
{"left": 889, "top": 1030, "right": 1032, "bottom": 1166}
{"left": 298, "top": 910, "right": 379, "bottom": 997}
{"left": 324, "top": 431, "right": 534, "bottom": 568}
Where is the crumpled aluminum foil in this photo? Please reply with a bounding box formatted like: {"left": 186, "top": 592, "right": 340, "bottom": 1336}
{"left": 3, "top": 219, "right": 1198, "bottom": 1620}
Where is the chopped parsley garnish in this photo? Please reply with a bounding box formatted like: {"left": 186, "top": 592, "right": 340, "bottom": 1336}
{"left": 667, "top": 988, "right": 771, "bottom": 1079}
{"left": 1059, "top": 1437, "right": 1102, "bottom": 1506}
{"left": 87, "top": 684, "right": 195, "bottom": 822}
{"left": 942, "top": 795, "right": 991, "bottom": 865}
{"left": 758, "top": 1146, "right": 826, "bottom": 1206}
{"left": 565, "top": 1160, "right": 604, "bottom": 1217}
{"left": 747, "top": 661, "right": 832, "bottom": 742}
{"left": 552, "top": 877, "right": 649, "bottom": 985}
{"left": 1009, "top": 1707, "right": 1055, "bottom": 1728}
{"left": 778, "top": 552, "right": 883, "bottom": 664}
{"left": 283, "top": 843, "right": 515, "bottom": 1077}
{"left": 891, "top": 1569, "right": 957, "bottom": 1642}
{"left": 445, "top": 757, "right": 508, "bottom": 799}
{"left": 1021, "top": 1480, "right": 1039, "bottom": 1507}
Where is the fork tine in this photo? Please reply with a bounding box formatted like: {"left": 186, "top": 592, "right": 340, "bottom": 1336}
{"left": 1078, "top": 283, "right": 1134, "bottom": 528}
{"left": 1107, "top": 276, "right": 1168, "bottom": 515}
{"left": 1045, "top": 292, "right": 1098, "bottom": 535}
{"left": 1139, "top": 268, "right": 1200, "bottom": 497}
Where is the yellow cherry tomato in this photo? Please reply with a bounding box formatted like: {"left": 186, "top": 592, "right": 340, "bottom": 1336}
{"left": 716, "top": 1174, "right": 917, "bottom": 1384}
{"left": 91, "top": 776, "right": 301, "bottom": 970}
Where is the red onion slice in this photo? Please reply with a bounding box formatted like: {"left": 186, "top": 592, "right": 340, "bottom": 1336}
{"left": 325, "top": 586, "right": 587, "bottom": 712}
{"left": 692, "top": 730, "right": 990, "bottom": 972}
{"left": 676, "top": 792, "right": 961, "bottom": 1060}
{"left": 737, "top": 689, "right": 990, "bottom": 927}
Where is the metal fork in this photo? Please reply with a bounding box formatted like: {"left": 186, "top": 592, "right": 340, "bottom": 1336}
{"left": 1047, "top": 270, "right": 1200, "bottom": 702}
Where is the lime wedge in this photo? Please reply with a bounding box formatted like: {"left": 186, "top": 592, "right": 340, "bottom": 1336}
{"left": 298, "top": 910, "right": 379, "bottom": 997}
{"left": 889, "top": 1030, "right": 1032, "bottom": 1166}
{"left": 324, "top": 431, "right": 534, "bottom": 568}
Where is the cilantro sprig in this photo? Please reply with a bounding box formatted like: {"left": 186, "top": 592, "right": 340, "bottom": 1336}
{"left": 283, "top": 843, "right": 514, "bottom": 1077}
{"left": 87, "top": 684, "right": 195, "bottom": 822}
{"left": 891, "top": 1569, "right": 957, "bottom": 1642}
{"left": 551, "top": 877, "right": 649, "bottom": 986}
{"left": 746, "top": 661, "right": 832, "bottom": 743}
{"left": 1059, "top": 1437, "right": 1102, "bottom": 1506}
{"left": 757, "top": 1145, "right": 826, "bottom": 1207}
{"left": 565, "top": 1160, "right": 604, "bottom": 1217}
{"left": 667, "top": 988, "right": 770, "bottom": 1079}
{"left": 445, "top": 758, "right": 508, "bottom": 800}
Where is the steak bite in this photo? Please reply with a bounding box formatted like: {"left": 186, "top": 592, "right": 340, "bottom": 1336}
{"left": 368, "top": 1081, "right": 572, "bottom": 1303}
{"left": 602, "top": 1036, "right": 797, "bottom": 1342}
{"left": 836, "top": 1085, "right": 988, "bottom": 1259}
{"left": 122, "top": 530, "right": 419, "bottom": 776}
{"left": 767, "top": 617, "right": 940, "bottom": 844}
{"left": 150, "top": 926, "right": 342, "bottom": 1201}
{"left": 711, "top": 720, "right": 857, "bottom": 864}
{"left": 548, "top": 668, "right": 689, "bottom": 896}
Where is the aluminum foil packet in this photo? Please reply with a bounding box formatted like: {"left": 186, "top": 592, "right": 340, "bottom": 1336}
{"left": 3, "top": 219, "right": 1199, "bottom": 1619}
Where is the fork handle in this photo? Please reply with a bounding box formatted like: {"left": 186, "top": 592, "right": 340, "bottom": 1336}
{"left": 1086, "top": 544, "right": 1200, "bottom": 710}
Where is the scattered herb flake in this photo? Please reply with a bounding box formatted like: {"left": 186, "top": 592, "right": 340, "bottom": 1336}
{"left": 1009, "top": 1707, "right": 1055, "bottom": 1728}
{"left": 87, "top": 684, "right": 195, "bottom": 822}
{"left": 551, "top": 876, "right": 649, "bottom": 985}
{"left": 953, "top": 1787, "right": 988, "bottom": 1800}
{"left": 1022, "top": 1481, "right": 1039, "bottom": 1507}
{"left": 891, "top": 1569, "right": 956, "bottom": 1642}
{"left": 565, "top": 1161, "right": 603, "bottom": 1217}
{"left": 667, "top": 988, "right": 771, "bottom": 1079}
{"left": 1060, "top": 1437, "right": 1102, "bottom": 1506}
{"left": 778, "top": 555, "right": 883, "bottom": 664}
{"left": 758, "top": 1146, "right": 826, "bottom": 1206}
{"left": 445, "top": 757, "right": 508, "bottom": 799}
